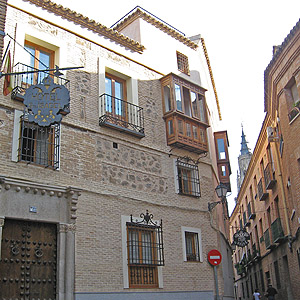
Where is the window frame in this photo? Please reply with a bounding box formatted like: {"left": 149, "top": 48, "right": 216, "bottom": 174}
{"left": 181, "top": 226, "right": 203, "bottom": 262}
{"left": 176, "top": 51, "right": 190, "bottom": 75}
{"left": 175, "top": 159, "right": 201, "bottom": 197}
{"left": 24, "top": 40, "right": 55, "bottom": 84}
{"left": 11, "top": 110, "right": 60, "bottom": 169}
{"left": 121, "top": 215, "right": 163, "bottom": 289}
{"left": 127, "top": 224, "right": 158, "bottom": 288}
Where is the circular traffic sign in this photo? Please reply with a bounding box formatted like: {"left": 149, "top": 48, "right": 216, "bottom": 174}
{"left": 207, "top": 249, "right": 222, "bottom": 266}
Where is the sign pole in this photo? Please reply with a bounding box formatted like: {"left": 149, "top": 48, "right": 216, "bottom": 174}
{"left": 207, "top": 249, "right": 222, "bottom": 300}
{"left": 213, "top": 265, "right": 220, "bottom": 300}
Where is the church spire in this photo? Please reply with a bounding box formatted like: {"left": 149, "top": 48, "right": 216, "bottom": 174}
{"left": 240, "top": 127, "right": 250, "bottom": 155}
{"left": 237, "top": 126, "right": 252, "bottom": 193}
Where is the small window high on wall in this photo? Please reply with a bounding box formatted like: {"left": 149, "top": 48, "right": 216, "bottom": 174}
{"left": 176, "top": 51, "right": 190, "bottom": 75}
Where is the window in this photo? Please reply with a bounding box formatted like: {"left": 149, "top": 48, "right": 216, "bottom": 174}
{"left": 176, "top": 51, "right": 189, "bottom": 75}
{"left": 181, "top": 227, "right": 202, "bottom": 262}
{"left": 105, "top": 73, "right": 126, "bottom": 118}
{"left": 217, "top": 138, "right": 226, "bottom": 159}
{"left": 24, "top": 41, "right": 54, "bottom": 85}
{"left": 124, "top": 213, "right": 164, "bottom": 289}
{"left": 185, "top": 232, "right": 200, "bottom": 261}
{"left": 176, "top": 159, "right": 200, "bottom": 197}
{"left": 274, "top": 260, "right": 281, "bottom": 289}
{"left": 260, "top": 269, "right": 265, "bottom": 292}
{"left": 221, "top": 165, "right": 226, "bottom": 176}
{"left": 163, "top": 84, "right": 172, "bottom": 112}
{"left": 175, "top": 83, "right": 182, "bottom": 111}
{"left": 15, "top": 112, "right": 60, "bottom": 169}
{"left": 290, "top": 81, "right": 299, "bottom": 105}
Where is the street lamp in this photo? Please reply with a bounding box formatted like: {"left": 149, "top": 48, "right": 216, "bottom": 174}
{"left": 208, "top": 183, "right": 228, "bottom": 212}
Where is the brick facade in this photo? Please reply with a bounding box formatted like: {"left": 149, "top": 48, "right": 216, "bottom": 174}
{"left": 0, "top": 2, "right": 233, "bottom": 300}
{"left": 230, "top": 19, "right": 300, "bottom": 300}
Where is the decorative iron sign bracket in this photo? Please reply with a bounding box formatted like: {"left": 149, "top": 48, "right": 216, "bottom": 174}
{"left": 233, "top": 228, "right": 250, "bottom": 247}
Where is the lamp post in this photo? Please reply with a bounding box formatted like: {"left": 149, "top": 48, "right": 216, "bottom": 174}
{"left": 208, "top": 183, "right": 228, "bottom": 212}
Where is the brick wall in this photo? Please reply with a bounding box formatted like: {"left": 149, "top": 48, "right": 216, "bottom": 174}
{"left": 0, "top": 4, "right": 223, "bottom": 297}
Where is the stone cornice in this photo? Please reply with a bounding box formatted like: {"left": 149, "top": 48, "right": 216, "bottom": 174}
{"left": 0, "top": 175, "right": 81, "bottom": 195}
{"left": 112, "top": 8, "right": 198, "bottom": 50}
{"left": 0, "top": 176, "right": 81, "bottom": 221}
{"left": 19, "top": 0, "right": 145, "bottom": 53}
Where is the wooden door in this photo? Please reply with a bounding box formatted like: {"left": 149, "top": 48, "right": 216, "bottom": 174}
{"left": 0, "top": 219, "right": 57, "bottom": 300}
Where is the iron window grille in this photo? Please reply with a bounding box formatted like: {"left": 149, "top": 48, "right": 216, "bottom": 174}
{"left": 176, "top": 51, "right": 190, "bottom": 75}
{"left": 126, "top": 211, "right": 164, "bottom": 288}
{"left": 18, "top": 113, "right": 60, "bottom": 169}
{"left": 185, "top": 232, "right": 200, "bottom": 261}
{"left": 176, "top": 159, "right": 201, "bottom": 197}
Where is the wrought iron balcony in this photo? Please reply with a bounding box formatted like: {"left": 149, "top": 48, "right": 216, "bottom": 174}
{"left": 235, "top": 262, "right": 246, "bottom": 275}
{"left": 99, "top": 94, "right": 145, "bottom": 138}
{"left": 10, "top": 62, "right": 70, "bottom": 101}
{"left": 243, "top": 211, "right": 250, "bottom": 227}
{"left": 257, "top": 178, "right": 268, "bottom": 201}
{"left": 248, "top": 202, "right": 256, "bottom": 220}
{"left": 264, "top": 228, "right": 276, "bottom": 250}
{"left": 252, "top": 244, "right": 260, "bottom": 260}
{"left": 264, "top": 162, "right": 276, "bottom": 190}
{"left": 271, "top": 218, "right": 285, "bottom": 243}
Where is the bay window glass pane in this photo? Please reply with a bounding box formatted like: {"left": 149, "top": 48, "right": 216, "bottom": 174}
{"left": 217, "top": 138, "right": 226, "bottom": 159}
{"left": 221, "top": 165, "right": 226, "bottom": 176}
{"left": 186, "top": 123, "right": 191, "bottom": 137}
{"left": 191, "top": 91, "right": 200, "bottom": 118}
{"left": 164, "top": 85, "right": 171, "bottom": 112}
{"left": 178, "top": 119, "right": 183, "bottom": 134}
{"left": 200, "top": 129, "right": 206, "bottom": 143}
{"left": 183, "top": 87, "right": 191, "bottom": 116}
{"left": 175, "top": 84, "right": 182, "bottom": 111}
{"left": 199, "top": 96, "right": 206, "bottom": 123}
{"left": 168, "top": 120, "right": 174, "bottom": 135}
{"left": 193, "top": 126, "right": 198, "bottom": 140}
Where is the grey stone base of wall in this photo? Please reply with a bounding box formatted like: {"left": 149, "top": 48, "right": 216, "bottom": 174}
{"left": 76, "top": 290, "right": 214, "bottom": 300}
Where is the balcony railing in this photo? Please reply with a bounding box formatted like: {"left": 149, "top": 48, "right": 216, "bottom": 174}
{"left": 264, "top": 162, "right": 276, "bottom": 190}
{"left": 164, "top": 112, "right": 208, "bottom": 154}
{"left": 257, "top": 178, "right": 268, "bottom": 201}
{"left": 99, "top": 94, "right": 145, "bottom": 138}
{"left": 264, "top": 228, "right": 271, "bottom": 249}
{"left": 235, "top": 262, "right": 246, "bottom": 275}
{"left": 252, "top": 244, "right": 260, "bottom": 259}
{"left": 271, "top": 218, "right": 285, "bottom": 243}
{"left": 248, "top": 202, "right": 256, "bottom": 220}
{"left": 11, "top": 62, "right": 70, "bottom": 101}
{"left": 264, "top": 228, "right": 276, "bottom": 250}
{"left": 243, "top": 211, "right": 250, "bottom": 227}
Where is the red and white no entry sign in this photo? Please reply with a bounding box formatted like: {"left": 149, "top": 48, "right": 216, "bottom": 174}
{"left": 207, "top": 249, "right": 222, "bottom": 266}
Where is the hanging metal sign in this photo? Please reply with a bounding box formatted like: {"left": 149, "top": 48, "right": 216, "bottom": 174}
{"left": 24, "top": 76, "right": 70, "bottom": 126}
{"left": 233, "top": 228, "right": 250, "bottom": 247}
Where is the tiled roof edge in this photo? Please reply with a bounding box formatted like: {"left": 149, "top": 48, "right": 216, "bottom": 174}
{"left": 22, "top": 0, "right": 146, "bottom": 53}
{"left": 113, "top": 8, "right": 198, "bottom": 50}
